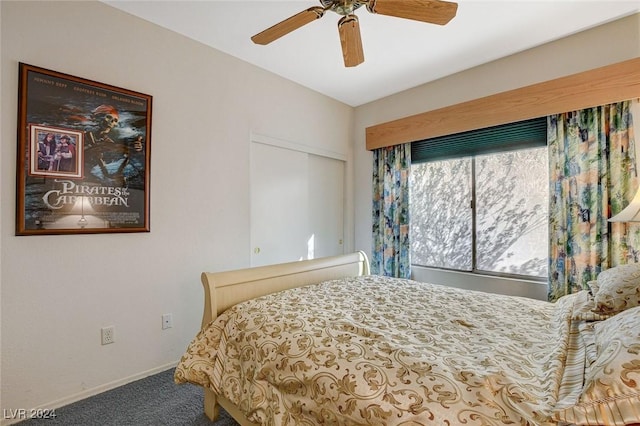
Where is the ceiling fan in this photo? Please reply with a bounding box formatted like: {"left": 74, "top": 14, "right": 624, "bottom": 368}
{"left": 251, "top": 0, "right": 458, "bottom": 68}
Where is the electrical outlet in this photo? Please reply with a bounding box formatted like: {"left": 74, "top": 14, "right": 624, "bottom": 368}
{"left": 101, "top": 326, "right": 115, "bottom": 345}
{"left": 162, "top": 313, "right": 173, "bottom": 330}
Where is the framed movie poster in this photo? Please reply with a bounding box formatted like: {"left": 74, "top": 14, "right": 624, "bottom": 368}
{"left": 16, "top": 63, "right": 152, "bottom": 235}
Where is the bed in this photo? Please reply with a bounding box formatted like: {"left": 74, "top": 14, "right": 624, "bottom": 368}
{"left": 174, "top": 252, "right": 640, "bottom": 426}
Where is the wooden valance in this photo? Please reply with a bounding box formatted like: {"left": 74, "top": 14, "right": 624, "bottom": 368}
{"left": 366, "top": 57, "right": 640, "bottom": 151}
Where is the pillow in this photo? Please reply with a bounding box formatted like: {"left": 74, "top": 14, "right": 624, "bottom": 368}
{"left": 569, "top": 289, "right": 612, "bottom": 321}
{"left": 594, "top": 263, "right": 640, "bottom": 314}
{"left": 554, "top": 306, "right": 640, "bottom": 425}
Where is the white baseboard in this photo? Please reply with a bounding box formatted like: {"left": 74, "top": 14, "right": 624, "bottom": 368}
{"left": 1, "top": 361, "right": 179, "bottom": 426}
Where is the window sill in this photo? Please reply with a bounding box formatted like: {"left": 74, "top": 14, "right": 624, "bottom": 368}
{"left": 411, "top": 265, "right": 549, "bottom": 301}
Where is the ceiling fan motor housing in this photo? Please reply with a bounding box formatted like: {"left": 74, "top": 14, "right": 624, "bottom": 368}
{"left": 320, "top": 0, "right": 365, "bottom": 15}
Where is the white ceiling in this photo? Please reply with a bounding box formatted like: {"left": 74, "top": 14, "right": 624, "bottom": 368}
{"left": 103, "top": 0, "right": 640, "bottom": 107}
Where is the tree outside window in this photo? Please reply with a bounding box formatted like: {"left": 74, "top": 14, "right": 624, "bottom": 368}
{"left": 410, "top": 147, "right": 548, "bottom": 279}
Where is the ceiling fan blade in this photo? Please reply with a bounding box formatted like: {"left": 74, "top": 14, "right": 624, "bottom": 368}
{"left": 251, "top": 7, "right": 325, "bottom": 45}
{"left": 367, "top": 0, "right": 457, "bottom": 25}
{"left": 338, "top": 15, "right": 364, "bottom": 67}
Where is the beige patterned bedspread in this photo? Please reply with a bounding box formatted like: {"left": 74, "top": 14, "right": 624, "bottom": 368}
{"left": 175, "top": 275, "right": 579, "bottom": 425}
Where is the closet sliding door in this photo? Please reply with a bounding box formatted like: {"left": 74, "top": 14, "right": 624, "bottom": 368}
{"left": 250, "top": 136, "right": 345, "bottom": 267}
{"left": 309, "top": 154, "right": 344, "bottom": 259}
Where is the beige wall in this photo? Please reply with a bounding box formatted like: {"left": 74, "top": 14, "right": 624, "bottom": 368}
{"left": 0, "top": 1, "right": 354, "bottom": 417}
{"left": 353, "top": 14, "right": 640, "bottom": 281}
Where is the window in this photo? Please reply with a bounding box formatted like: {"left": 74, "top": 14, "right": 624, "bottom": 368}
{"left": 411, "top": 157, "right": 472, "bottom": 270}
{"left": 475, "top": 149, "right": 548, "bottom": 277}
{"left": 409, "top": 118, "right": 548, "bottom": 280}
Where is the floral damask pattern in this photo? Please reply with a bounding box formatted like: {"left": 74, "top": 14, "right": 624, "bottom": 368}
{"left": 175, "top": 276, "right": 578, "bottom": 425}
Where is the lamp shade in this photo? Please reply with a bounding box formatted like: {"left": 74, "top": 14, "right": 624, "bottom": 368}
{"left": 609, "top": 187, "right": 640, "bottom": 222}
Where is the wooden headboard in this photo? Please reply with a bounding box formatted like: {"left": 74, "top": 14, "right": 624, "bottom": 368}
{"left": 199, "top": 251, "right": 370, "bottom": 329}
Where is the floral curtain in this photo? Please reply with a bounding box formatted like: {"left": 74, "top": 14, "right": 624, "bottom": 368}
{"left": 548, "top": 100, "right": 638, "bottom": 301}
{"left": 372, "top": 144, "right": 411, "bottom": 278}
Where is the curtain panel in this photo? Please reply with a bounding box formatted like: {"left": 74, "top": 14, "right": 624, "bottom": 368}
{"left": 372, "top": 144, "right": 411, "bottom": 278}
{"left": 548, "top": 100, "right": 638, "bottom": 301}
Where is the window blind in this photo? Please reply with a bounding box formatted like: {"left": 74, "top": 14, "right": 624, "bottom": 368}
{"left": 411, "top": 117, "right": 547, "bottom": 164}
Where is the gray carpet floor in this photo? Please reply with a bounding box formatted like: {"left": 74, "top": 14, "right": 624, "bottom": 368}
{"left": 18, "top": 368, "right": 240, "bottom": 426}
